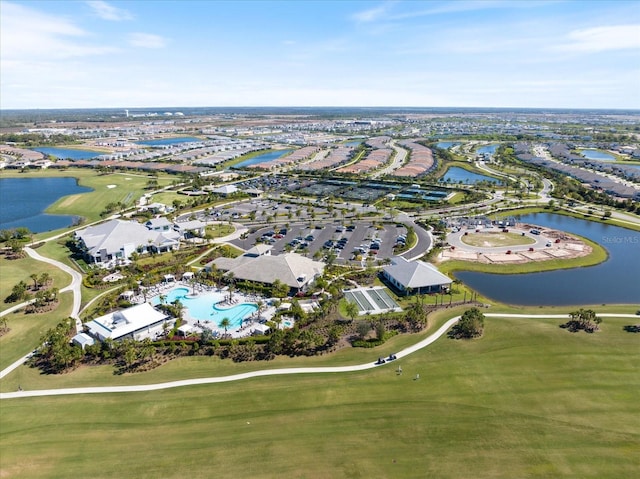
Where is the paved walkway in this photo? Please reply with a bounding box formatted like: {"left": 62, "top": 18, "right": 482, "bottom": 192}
{"left": 24, "top": 247, "right": 82, "bottom": 322}
{"left": 1, "top": 313, "right": 636, "bottom": 399}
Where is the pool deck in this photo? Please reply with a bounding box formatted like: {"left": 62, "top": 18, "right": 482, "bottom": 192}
{"left": 135, "top": 281, "right": 279, "bottom": 339}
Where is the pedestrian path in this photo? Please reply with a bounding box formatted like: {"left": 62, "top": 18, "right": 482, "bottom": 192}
{"left": 1, "top": 313, "right": 635, "bottom": 399}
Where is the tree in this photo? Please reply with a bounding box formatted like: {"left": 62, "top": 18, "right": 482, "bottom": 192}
{"left": 450, "top": 307, "right": 485, "bottom": 339}
{"left": 39, "top": 272, "right": 51, "bottom": 287}
{"left": 356, "top": 321, "right": 371, "bottom": 340}
{"left": 561, "top": 308, "right": 602, "bottom": 333}
{"left": 344, "top": 301, "right": 359, "bottom": 321}
{"left": 220, "top": 317, "right": 231, "bottom": 337}
{"left": 271, "top": 279, "right": 289, "bottom": 298}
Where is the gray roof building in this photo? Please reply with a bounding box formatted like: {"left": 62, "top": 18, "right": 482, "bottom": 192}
{"left": 208, "top": 251, "right": 324, "bottom": 291}
{"left": 383, "top": 256, "right": 452, "bottom": 295}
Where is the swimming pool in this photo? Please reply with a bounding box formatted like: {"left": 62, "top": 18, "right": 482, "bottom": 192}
{"left": 151, "top": 287, "right": 258, "bottom": 329}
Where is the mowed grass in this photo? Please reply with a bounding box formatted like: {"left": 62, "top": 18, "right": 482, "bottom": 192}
{"left": 460, "top": 231, "right": 536, "bottom": 247}
{"left": 0, "top": 293, "right": 73, "bottom": 371}
{"left": 1, "top": 315, "right": 639, "bottom": 479}
{"left": 0, "top": 255, "right": 71, "bottom": 313}
{"left": 0, "top": 169, "right": 177, "bottom": 233}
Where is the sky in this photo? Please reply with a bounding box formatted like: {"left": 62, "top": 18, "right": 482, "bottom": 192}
{"left": 1, "top": 0, "right": 639, "bottom": 110}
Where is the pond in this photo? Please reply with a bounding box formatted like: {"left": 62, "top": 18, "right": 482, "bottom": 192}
{"left": 477, "top": 144, "right": 498, "bottom": 155}
{"left": 436, "top": 141, "right": 460, "bottom": 149}
{"left": 455, "top": 213, "right": 640, "bottom": 305}
{"left": 135, "top": 137, "right": 202, "bottom": 146}
{"left": 0, "top": 177, "right": 93, "bottom": 232}
{"left": 32, "top": 147, "right": 101, "bottom": 160}
{"left": 233, "top": 149, "right": 293, "bottom": 168}
{"left": 441, "top": 167, "right": 500, "bottom": 184}
{"left": 579, "top": 149, "right": 616, "bottom": 161}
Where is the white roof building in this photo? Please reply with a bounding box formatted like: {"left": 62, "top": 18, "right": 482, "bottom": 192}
{"left": 211, "top": 184, "right": 238, "bottom": 196}
{"left": 85, "top": 303, "right": 172, "bottom": 342}
{"left": 382, "top": 256, "right": 452, "bottom": 295}
{"left": 75, "top": 219, "right": 181, "bottom": 266}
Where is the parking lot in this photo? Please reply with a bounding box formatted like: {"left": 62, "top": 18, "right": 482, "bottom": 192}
{"left": 229, "top": 221, "right": 408, "bottom": 264}
{"left": 184, "top": 197, "right": 380, "bottom": 225}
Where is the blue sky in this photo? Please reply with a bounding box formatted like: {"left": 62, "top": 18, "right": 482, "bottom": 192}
{"left": 1, "top": 0, "right": 639, "bottom": 109}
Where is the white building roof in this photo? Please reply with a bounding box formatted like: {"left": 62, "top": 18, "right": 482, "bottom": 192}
{"left": 212, "top": 184, "right": 238, "bottom": 195}
{"left": 75, "top": 219, "right": 180, "bottom": 258}
{"left": 85, "top": 303, "right": 168, "bottom": 341}
{"left": 383, "top": 256, "right": 452, "bottom": 289}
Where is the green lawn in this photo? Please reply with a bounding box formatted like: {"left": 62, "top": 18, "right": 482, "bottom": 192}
{"left": 0, "top": 293, "right": 73, "bottom": 371}
{"left": 1, "top": 313, "right": 638, "bottom": 478}
{"left": 0, "top": 169, "right": 177, "bottom": 236}
{"left": 460, "top": 232, "right": 536, "bottom": 247}
{"left": 0, "top": 255, "right": 71, "bottom": 313}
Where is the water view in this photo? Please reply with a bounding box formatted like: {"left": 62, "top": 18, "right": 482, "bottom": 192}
{"left": 233, "top": 149, "right": 293, "bottom": 168}
{"left": 0, "top": 177, "right": 93, "bottom": 232}
{"left": 456, "top": 213, "right": 640, "bottom": 305}
{"left": 436, "top": 141, "right": 460, "bottom": 149}
{"left": 477, "top": 144, "right": 498, "bottom": 155}
{"left": 32, "top": 147, "right": 101, "bottom": 160}
{"left": 579, "top": 149, "right": 616, "bottom": 161}
{"left": 135, "top": 137, "right": 202, "bottom": 146}
{"left": 441, "top": 166, "right": 500, "bottom": 184}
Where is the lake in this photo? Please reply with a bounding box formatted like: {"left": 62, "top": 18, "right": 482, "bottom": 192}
{"left": 436, "top": 141, "right": 460, "bottom": 149}
{"left": 579, "top": 149, "right": 616, "bottom": 161}
{"left": 0, "top": 177, "right": 92, "bottom": 233}
{"left": 233, "top": 149, "right": 293, "bottom": 168}
{"left": 455, "top": 213, "right": 640, "bottom": 305}
{"left": 32, "top": 147, "right": 101, "bottom": 160}
{"left": 477, "top": 144, "right": 498, "bottom": 155}
{"left": 441, "top": 166, "right": 500, "bottom": 184}
{"left": 135, "top": 137, "right": 202, "bottom": 146}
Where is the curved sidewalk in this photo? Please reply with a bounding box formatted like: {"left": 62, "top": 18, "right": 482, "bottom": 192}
{"left": 1, "top": 313, "right": 636, "bottom": 400}
{"left": 24, "top": 247, "right": 83, "bottom": 321}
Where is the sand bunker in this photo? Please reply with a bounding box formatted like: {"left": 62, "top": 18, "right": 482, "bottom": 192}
{"left": 107, "top": 185, "right": 117, "bottom": 189}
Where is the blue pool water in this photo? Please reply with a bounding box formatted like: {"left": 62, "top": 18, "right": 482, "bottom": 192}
{"left": 152, "top": 287, "right": 258, "bottom": 328}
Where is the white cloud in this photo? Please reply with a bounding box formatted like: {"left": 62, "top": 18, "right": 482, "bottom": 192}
{"left": 86, "top": 0, "right": 133, "bottom": 21}
{"left": 558, "top": 24, "right": 640, "bottom": 53}
{"left": 351, "top": 2, "right": 395, "bottom": 23}
{"left": 0, "top": 2, "right": 117, "bottom": 61}
{"left": 128, "top": 33, "right": 168, "bottom": 49}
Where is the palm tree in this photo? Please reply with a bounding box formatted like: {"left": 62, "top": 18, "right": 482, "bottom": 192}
{"left": 220, "top": 317, "right": 231, "bottom": 337}
{"left": 30, "top": 273, "right": 39, "bottom": 291}
{"left": 345, "top": 301, "right": 359, "bottom": 321}
{"left": 38, "top": 272, "right": 51, "bottom": 287}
